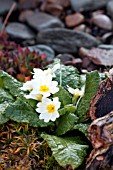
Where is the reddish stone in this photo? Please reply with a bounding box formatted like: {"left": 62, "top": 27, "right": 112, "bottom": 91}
{"left": 79, "top": 47, "right": 113, "bottom": 66}
{"left": 65, "top": 13, "right": 84, "bottom": 27}
{"left": 47, "top": 0, "right": 70, "bottom": 8}
{"left": 42, "top": 3, "right": 63, "bottom": 16}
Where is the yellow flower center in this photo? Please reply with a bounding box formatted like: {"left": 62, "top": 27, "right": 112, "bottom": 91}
{"left": 29, "top": 87, "right": 33, "bottom": 91}
{"left": 36, "top": 94, "right": 43, "bottom": 101}
{"left": 39, "top": 85, "right": 49, "bottom": 92}
{"left": 74, "top": 93, "right": 80, "bottom": 97}
{"left": 46, "top": 104, "right": 56, "bottom": 113}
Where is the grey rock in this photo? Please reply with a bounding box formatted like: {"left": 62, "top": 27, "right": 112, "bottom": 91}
{"left": 98, "top": 44, "right": 113, "bottom": 50}
{"left": 70, "top": 0, "right": 111, "bottom": 12}
{"left": 26, "top": 45, "right": 55, "bottom": 61}
{"left": 37, "top": 28, "right": 100, "bottom": 53}
{"left": 0, "top": 0, "right": 14, "bottom": 14}
{"left": 0, "top": 19, "right": 3, "bottom": 31}
{"left": 26, "top": 11, "right": 64, "bottom": 32}
{"left": 107, "top": 0, "right": 113, "bottom": 20}
{"left": 6, "top": 22, "right": 35, "bottom": 40}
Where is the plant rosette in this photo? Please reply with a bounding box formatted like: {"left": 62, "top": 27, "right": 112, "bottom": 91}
{"left": 0, "top": 59, "right": 102, "bottom": 169}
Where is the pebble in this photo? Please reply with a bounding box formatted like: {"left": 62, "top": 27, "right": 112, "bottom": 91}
{"left": 19, "top": 10, "right": 34, "bottom": 22}
{"left": 41, "top": 3, "right": 63, "bottom": 17}
{"left": 107, "top": 0, "right": 113, "bottom": 20}
{"left": 92, "top": 14, "right": 112, "bottom": 30}
{"left": 101, "top": 32, "right": 113, "bottom": 43}
{"left": 79, "top": 47, "right": 113, "bottom": 66}
{"left": 0, "top": 18, "right": 3, "bottom": 31}
{"left": 48, "top": 0, "right": 70, "bottom": 8}
{"left": 37, "top": 28, "right": 101, "bottom": 53}
{"left": 0, "top": 0, "right": 14, "bottom": 14}
{"left": 26, "top": 11, "right": 64, "bottom": 32}
{"left": 98, "top": 44, "right": 113, "bottom": 50}
{"left": 65, "top": 13, "right": 84, "bottom": 27}
{"left": 18, "top": 0, "right": 38, "bottom": 10}
{"left": 74, "top": 24, "right": 86, "bottom": 32}
{"left": 56, "top": 53, "right": 75, "bottom": 64}
{"left": 24, "top": 44, "right": 55, "bottom": 62}
{"left": 5, "top": 22, "right": 35, "bottom": 40}
{"left": 70, "top": 0, "right": 110, "bottom": 12}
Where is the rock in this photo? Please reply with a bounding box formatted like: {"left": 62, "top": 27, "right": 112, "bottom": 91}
{"left": 98, "top": 44, "right": 113, "bottom": 50}
{"left": 74, "top": 24, "right": 86, "bottom": 32}
{"left": 82, "top": 57, "right": 91, "bottom": 69}
{"left": 37, "top": 28, "right": 100, "bottom": 53}
{"left": 79, "top": 47, "right": 113, "bottom": 66}
{"left": 92, "top": 14, "right": 112, "bottom": 30}
{"left": 56, "top": 53, "right": 75, "bottom": 63}
{"left": 0, "top": 0, "right": 14, "bottom": 14}
{"left": 70, "top": 0, "right": 110, "bottom": 12}
{"left": 23, "top": 44, "right": 55, "bottom": 62}
{"left": 26, "top": 11, "right": 64, "bottom": 32}
{"left": 65, "top": 13, "right": 84, "bottom": 27}
{"left": 41, "top": 3, "right": 63, "bottom": 17}
{"left": 107, "top": 0, "right": 113, "bottom": 20}
{"left": 18, "top": 0, "right": 38, "bottom": 10}
{"left": 47, "top": 0, "right": 70, "bottom": 8}
{"left": 0, "top": 19, "right": 3, "bottom": 31}
{"left": 101, "top": 32, "right": 113, "bottom": 43}
{"left": 19, "top": 10, "right": 34, "bottom": 22}
{"left": 5, "top": 22, "right": 35, "bottom": 40}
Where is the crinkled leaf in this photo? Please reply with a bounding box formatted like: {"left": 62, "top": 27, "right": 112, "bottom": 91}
{"left": 0, "top": 102, "right": 10, "bottom": 124}
{"left": 0, "top": 86, "right": 14, "bottom": 125}
{"left": 4, "top": 97, "right": 52, "bottom": 127}
{"left": 76, "top": 70, "right": 100, "bottom": 121}
{"left": 54, "top": 86, "right": 71, "bottom": 107}
{"left": 58, "top": 104, "right": 76, "bottom": 116}
{"left": 41, "top": 134, "right": 88, "bottom": 169}
{"left": 0, "top": 70, "right": 38, "bottom": 111}
{"left": 0, "top": 70, "right": 22, "bottom": 97}
{"left": 73, "top": 123, "right": 90, "bottom": 139}
{"left": 0, "top": 87, "right": 14, "bottom": 103}
{"left": 56, "top": 113, "right": 78, "bottom": 136}
{"left": 48, "top": 59, "right": 80, "bottom": 89}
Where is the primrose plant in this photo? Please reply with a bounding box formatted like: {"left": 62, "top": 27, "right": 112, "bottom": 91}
{"left": 0, "top": 59, "right": 101, "bottom": 169}
{"left": 21, "top": 64, "right": 84, "bottom": 123}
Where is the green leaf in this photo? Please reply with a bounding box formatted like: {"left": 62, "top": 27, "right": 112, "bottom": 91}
{"left": 58, "top": 104, "right": 76, "bottom": 116}
{"left": 64, "top": 104, "right": 76, "bottom": 113}
{"left": 48, "top": 59, "right": 80, "bottom": 89}
{"left": 54, "top": 86, "right": 71, "bottom": 107}
{"left": 76, "top": 70, "right": 100, "bottom": 121}
{"left": 4, "top": 97, "right": 52, "bottom": 127}
{"left": 41, "top": 134, "right": 88, "bottom": 169}
{"left": 0, "top": 102, "right": 10, "bottom": 124}
{"left": 73, "top": 123, "right": 90, "bottom": 139}
{"left": 0, "top": 87, "right": 14, "bottom": 103}
{"left": 0, "top": 70, "right": 22, "bottom": 97}
{"left": 0, "top": 86, "right": 14, "bottom": 125}
{"left": 56, "top": 113, "right": 78, "bottom": 136}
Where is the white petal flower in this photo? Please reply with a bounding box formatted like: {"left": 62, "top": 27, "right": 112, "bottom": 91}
{"left": 24, "top": 92, "right": 42, "bottom": 101}
{"left": 67, "top": 86, "right": 84, "bottom": 97}
{"left": 33, "top": 64, "right": 60, "bottom": 79}
{"left": 36, "top": 97, "right": 61, "bottom": 122}
{"left": 20, "top": 79, "right": 36, "bottom": 91}
{"left": 32, "top": 78, "right": 59, "bottom": 97}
